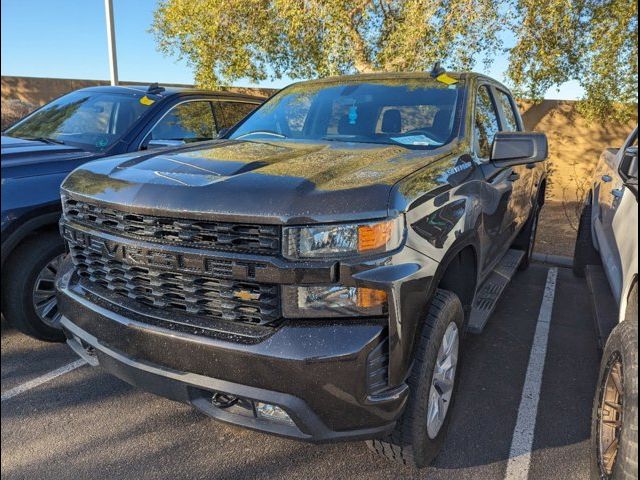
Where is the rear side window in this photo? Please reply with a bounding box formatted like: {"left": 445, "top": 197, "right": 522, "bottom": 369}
{"left": 474, "top": 86, "right": 500, "bottom": 159}
{"left": 495, "top": 90, "right": 520, "bottom": 131}
{"left": 216, "top": 101, "right": 259, "bottom": 130}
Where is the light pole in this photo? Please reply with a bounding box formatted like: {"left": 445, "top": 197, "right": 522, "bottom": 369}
{"left": 104, "top": 0, "right": 119, "bottom": 85}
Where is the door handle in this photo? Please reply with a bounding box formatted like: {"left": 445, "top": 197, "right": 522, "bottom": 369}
{"left": 602, "top": 174, "right": 613, "bottom": 183}
{"left": 611, "top": 188, "right": 624, "bottom": 198}
{"left": 508, "top": 171, "right": 520, "bottom": 182}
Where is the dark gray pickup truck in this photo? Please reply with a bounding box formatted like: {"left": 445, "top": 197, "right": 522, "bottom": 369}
{"left": 56, "top": 71, "right": 547, "bottom": 468}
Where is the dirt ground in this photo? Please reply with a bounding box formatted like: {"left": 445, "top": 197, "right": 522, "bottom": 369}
{"left": 535, "top": 200, "right": 581, "bottom": 257}
{"left": 520, "top": 101, "right": 637, "bottom": 257}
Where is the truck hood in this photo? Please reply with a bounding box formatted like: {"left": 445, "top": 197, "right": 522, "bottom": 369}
{"left": 1, "top": 135, "right": 96, "bottom": 177}
{"left": 61, "top": 139, "right": 452, "bottom": 224}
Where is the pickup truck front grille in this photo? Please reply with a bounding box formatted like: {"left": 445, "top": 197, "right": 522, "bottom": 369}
{"left": 68, "top": 242, "right": 281, "bottom": 327}
{"left": 62, "top": 196, "right": 281, "bottom": 255}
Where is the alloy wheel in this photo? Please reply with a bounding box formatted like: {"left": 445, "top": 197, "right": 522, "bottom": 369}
{"left": 32, "top": 253, "right": 65, "bottom": 329}
{"left": 597, "top": 354, "right": 624, "bottom": 477}
{"left": 426, "top": 322, "right": 459, "bottom": 439}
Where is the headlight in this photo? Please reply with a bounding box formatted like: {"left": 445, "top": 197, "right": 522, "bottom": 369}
{"left": 282, "top": 285, "right": 387, "bottom": 318}
{"left": 282, "top": 217, "right": 404, "bottom": 260}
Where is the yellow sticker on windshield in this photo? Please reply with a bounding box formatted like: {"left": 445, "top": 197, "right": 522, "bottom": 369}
{"left": 435, "top": 73, "right": 458, "bottom": 85}
{"left": 140, "top": 95, "right": 155, "bottom": 106}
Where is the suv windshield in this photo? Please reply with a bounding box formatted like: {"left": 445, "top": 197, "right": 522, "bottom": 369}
{"left": 229, "top": 78, "right": 463, "bottom": 148}
{"left": 5, "top": 90, "right": 152, "bottom": 152}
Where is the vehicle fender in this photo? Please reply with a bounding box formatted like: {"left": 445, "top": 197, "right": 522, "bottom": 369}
{"left": 399, "top": 232, "right": 480, "bottom": 386}
{"left": 1, "top": 209, "right": 62, "bottom": 268}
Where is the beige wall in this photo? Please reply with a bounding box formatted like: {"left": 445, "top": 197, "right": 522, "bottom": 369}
{"left": 519, "top": 100, "right": 636, "bottom": 199}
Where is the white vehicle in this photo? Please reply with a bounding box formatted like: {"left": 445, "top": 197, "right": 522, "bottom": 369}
{"left": 574, "top": 126, "right": 638, "bottom": 480}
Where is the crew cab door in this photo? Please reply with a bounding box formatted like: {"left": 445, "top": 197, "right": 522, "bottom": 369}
{"left": 474, "top": 85, "right": 522, "bottom": 272}
{"left": 492, "top": 88, "right": 535, "bottom": 228}
{"left": 594, "top": 128, "right": 638, "bottom": 301}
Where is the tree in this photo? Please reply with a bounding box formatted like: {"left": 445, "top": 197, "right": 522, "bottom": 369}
{"left": 152, "top": 0, "right": 638, "bottom": 121}
{"left": 508, "top": 0, "right": 638, "bottom": 122}
{"left": 152, "top": 0, "right": 503, "bottom": 84}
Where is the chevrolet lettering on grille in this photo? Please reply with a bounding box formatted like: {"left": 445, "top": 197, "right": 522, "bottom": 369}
{"left": 61, "top": 223, "right": 263, "bottom": 279}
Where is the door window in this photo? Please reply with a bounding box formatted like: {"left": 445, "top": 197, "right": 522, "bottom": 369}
{"left": 148, "top": 101, "right": 216, "bottom": 143}
{"left": 216, "top": 101, "right": 258, "bottom": 130}
{"left": 474, "top": 86, "right": 500, "bottom": 158}
{"left": 495, "top": 90, "right": 520, "bottom": 131}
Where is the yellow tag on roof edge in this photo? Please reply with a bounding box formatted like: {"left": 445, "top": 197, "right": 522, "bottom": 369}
{"left": 140, "top": 95, "right": 155, "bottom": 106}
{"left": 435, "top": 73, "right": 458, "bottom": 85}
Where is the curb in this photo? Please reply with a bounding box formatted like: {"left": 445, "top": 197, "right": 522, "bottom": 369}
{"left": 531, "top": 252, "right": 574, "bottom": 268}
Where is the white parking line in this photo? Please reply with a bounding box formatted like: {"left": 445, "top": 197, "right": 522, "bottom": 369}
{"left": 505, "top": 267, "right": 558, "bottom": 480}
{"left": 1, "top": 358, "right": 87, "bottom": 402}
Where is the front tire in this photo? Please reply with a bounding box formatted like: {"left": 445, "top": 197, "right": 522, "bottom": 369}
{"left": 590, "top": 308, "right": 638, "bottom": 480}
{"left": 366, "top": 289, "right": 464, "bottom": 468}
{"left": 2, "top": 231, "right": 66, "bottom": 342}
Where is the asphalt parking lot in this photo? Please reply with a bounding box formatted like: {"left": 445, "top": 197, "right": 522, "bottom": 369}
{"left": 1, "top": 263, "right": 599, "bottom": 480}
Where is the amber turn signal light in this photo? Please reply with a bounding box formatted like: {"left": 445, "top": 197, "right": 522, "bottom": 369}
{"left": 358, "top": 220, "right": 393, "bottom": 252}
{"left": 356, "top": 288, "right": 388, "bottom": 308}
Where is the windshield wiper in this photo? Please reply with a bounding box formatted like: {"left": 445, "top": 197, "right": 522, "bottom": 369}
{"left": 23, "top": 136, "right": 66, "bottom": 145}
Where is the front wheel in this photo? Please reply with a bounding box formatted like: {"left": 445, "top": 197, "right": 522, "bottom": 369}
{"left": 590, "top": 316, "right": 638, "bottom": 480}
{"left": 2, "top": 232, "right": 66, "bottom": 342}
{"left": 366, "top": 289, "right": 464, "bottom": 468}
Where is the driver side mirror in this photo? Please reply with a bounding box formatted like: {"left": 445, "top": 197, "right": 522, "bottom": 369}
{"left": 491, "top": 132, "right": 548, "bottom": 168}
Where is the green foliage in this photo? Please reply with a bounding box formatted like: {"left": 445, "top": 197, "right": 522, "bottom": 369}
{"left": 508, "top": 0, "right": 638, "bottom": 122}
{"left": 152, "top": 0, "right": 638, "bottom": 122}
{"left": 152, "top": 0, "right": 503, "bottom": 84}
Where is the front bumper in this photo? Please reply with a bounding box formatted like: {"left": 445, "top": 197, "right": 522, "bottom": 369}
{"left": 57, "top": 271, "right": 410, "bottom": 442}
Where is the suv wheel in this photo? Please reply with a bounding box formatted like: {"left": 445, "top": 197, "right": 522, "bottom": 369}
{"left": 573, "top": 200, "right": 601, "bottom": 277}
{"left": 2, "top": 231, "right": 66, "bottom": 342}
{"left": 590, "top": 296, "right": 638, "bottom": 480}
{"left": 366, "top": 289, "right": 464, "bottom": 468}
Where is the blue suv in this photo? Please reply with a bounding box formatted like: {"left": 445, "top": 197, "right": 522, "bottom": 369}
{"left": 1, "top": 84, "right": 261, "bottom": 341}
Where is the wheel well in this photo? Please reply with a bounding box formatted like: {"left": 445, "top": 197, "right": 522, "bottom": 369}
{"left": 437, "top": 246, "right": 478, "bottom": 320}
{"left": 2, "top": 217, "right": 61, "bottom": 272}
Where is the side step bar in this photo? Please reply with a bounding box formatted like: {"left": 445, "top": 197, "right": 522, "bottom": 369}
{"left": 467, "top": 249, "right": 524, "bottom": 334}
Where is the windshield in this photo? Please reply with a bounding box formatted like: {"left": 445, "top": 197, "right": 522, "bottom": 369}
{"left": 229, "top": 79, "right": 463, "bottom": 148}
{"left": 5, "top": 90, "right": 153, "bottom": 152}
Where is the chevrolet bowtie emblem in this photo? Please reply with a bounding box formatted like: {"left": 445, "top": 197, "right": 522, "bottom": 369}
{"left": 234, "top": 289, "right": 259, "bottom": 301}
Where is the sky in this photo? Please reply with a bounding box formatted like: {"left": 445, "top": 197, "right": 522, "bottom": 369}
{"left": 1, "top": 0, "right": 585, "bottom": 99}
